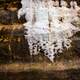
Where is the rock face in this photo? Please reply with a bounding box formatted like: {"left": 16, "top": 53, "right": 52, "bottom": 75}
{"left": 73, "top": 34, "right": 80, "bottom": 56}
{"left": 0, "top": 8, "right": 26, "bottom": 24}
{"left": 0, "top": 9, "right": 18, "bottom": 24}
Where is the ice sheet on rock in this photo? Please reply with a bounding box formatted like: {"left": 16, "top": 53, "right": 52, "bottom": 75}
{"left": 18, "top": 0, "right": 80, "bottom": 62}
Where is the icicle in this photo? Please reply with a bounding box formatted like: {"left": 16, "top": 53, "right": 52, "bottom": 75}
{"left": 18, "top": 0, "right": 80, "bottom": 62}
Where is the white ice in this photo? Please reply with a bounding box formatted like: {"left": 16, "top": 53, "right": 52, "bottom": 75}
{"left": 18, "top": 0, "right": 80, "bottom": 62}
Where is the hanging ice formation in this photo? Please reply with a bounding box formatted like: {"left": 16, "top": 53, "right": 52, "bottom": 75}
{"left": 18, "top": 0, "right": 80, "bottom": 62}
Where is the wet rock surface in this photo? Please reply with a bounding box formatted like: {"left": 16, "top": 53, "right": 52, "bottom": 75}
{"left": 0, "top": 9, "right": 26, "bottom": 24}
{"left": 0, "top": 9, "right": 18, "bottom": 24}
{"left": 0, "top": 69, "right": 80, "bottom": 80}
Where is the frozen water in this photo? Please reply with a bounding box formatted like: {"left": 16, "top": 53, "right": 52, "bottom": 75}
{"left": 18, "top": 0, "right": 80, "bottom": 62}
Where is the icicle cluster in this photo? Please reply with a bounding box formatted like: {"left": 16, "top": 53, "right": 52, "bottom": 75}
{"left": 18, "top": 0, "right": 80, "bottom": 62}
